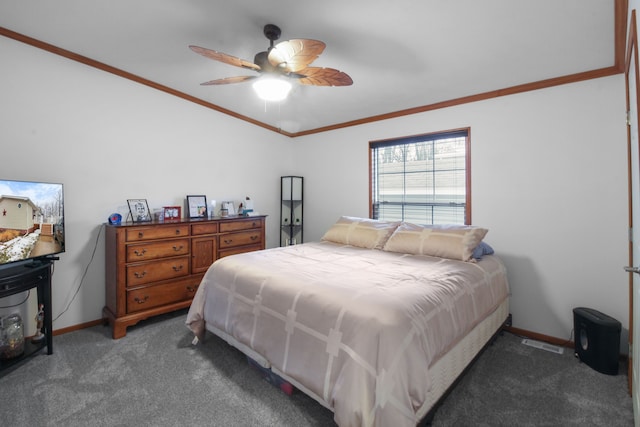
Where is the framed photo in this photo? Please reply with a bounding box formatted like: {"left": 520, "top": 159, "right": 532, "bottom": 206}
{"left": 127, "top": 199, "right": 151, "bottom": 222}
{"left": 221, "top": 201, "right": 235, "bottom": 216}
{"left": 163, "top": 206, "right": 181, "bottom": 220}
{"left": 187, "top": 195, "right": 208, "bottom": 218}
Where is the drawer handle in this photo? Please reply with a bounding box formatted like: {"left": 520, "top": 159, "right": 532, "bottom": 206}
{"left": 186, "top": 286, "right": 197, "bottom": 293}
{"left": 173, "top": 265, "right": 184, "bottom": 272}
{"left": 138, "top": 232, "right": 144, "bottom": 238}
{"left": 134, "top": 271, "right": 147, "bottom": 279}
{"left": 252, "top": 221, "right": 257, "bottom": 227}
{"left": 175, "top": 229, "right": 181, "bottom": 235}
{"left": 173, "top": 245, "right": 183, "bottom": 251}
{"left": 250, "top": 235, "right": 258, "bottom": 241}
{"left": 134, "top": 296, "right": 149, "bottom": 304}
{"left": 224, "top": 239, "right": 233, "bottom": 244}
{"left": 134, "top": 249, "right": 147, "bottom": 257}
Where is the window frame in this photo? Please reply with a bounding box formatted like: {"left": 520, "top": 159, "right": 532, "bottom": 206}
{"left": 368, "top": 127, "right": 472, "bottom": 225}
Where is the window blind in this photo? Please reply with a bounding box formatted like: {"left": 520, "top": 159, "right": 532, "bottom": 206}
{"left": 370, "top": 129, "right": 470, "bottom": 225}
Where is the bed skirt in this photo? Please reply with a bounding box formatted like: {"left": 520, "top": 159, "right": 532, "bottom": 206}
{"left": 417, "top": 298, "right": 510, "bottom": 420}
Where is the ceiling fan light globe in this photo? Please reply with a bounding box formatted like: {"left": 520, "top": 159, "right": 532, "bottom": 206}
{"left": 253, "top": 77, "right": 292, "bottom": 102}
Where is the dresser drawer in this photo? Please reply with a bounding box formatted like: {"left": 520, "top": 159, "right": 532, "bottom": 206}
{"left": 126, "top": 225, "right": 189, "bottom": 242}
{"left": 219, "top": 230, "right": 262, "bottom": 249}
{"left": 126, "top": 256, "right": 190, "bottom": 287}
{"left": 192, "top": 222, "right": 218, "bottom": 235}
{"left": 126, "top": 239, "right": 189, "bottom": 262}
{"left": 126, "top": 280, "right": 199, "bottom": 313}
{"left": 219, "top": 218, "right": 263, "bottom": 233}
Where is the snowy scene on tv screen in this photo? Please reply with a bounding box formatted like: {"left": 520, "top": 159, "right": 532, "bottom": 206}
{"left": 0, "top": 180, "right": 64, "bottom": 265}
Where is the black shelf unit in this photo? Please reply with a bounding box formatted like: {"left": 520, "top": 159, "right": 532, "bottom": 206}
{"left": 280, "top": 176, "right": 303, "bottom": 246}
{"left": 0, "top": 260, "right": 53, "bottom": 376}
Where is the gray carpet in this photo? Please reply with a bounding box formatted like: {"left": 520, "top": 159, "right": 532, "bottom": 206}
{"left": 0, "top": 310, "right": 633, "bottom": 426}
{"left": 431, "top": 332, "right": 633, "bottom": 427}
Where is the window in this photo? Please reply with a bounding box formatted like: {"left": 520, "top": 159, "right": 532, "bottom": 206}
{"left": 369, "top": 128, "right": 470, "bottom": 225}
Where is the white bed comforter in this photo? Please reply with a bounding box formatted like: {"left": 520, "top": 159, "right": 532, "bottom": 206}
{"left": 186, "top": 241, "right": 509, "bottom": 427}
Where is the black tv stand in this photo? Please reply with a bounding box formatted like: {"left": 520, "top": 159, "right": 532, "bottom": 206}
{"left": 0, "top": 260, "right": 53, "bottom": 376}
{"left": 24, "top": 256, "right": 59, "bottom": 268}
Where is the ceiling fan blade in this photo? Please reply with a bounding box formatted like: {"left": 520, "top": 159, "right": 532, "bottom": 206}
{"left": 268, "top": 39, "right": 325, "bottom": 73}
{"left": 297, "top": 67, "right": 353, "bottom": 86}
{"left": 189, "top": 45, "right": 261, "bottom": 71}
{"left": 200, "top": 76, "right": 258, "bottom": 85}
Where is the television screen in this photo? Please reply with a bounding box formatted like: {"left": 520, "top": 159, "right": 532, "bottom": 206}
{"left": 0, "top": 179, "right": 65, "bottom": 267}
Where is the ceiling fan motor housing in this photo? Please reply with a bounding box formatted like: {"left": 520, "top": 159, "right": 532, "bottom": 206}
{"left": 254, "top": 51, "right": 276, "bottom": 72}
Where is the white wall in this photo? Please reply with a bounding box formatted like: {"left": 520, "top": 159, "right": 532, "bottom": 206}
{"left": 0, "top": 37, "right": 293, "bottom": 331}
{"left": 0, "top": 34, "right": 630, "bottom": 348}
{"left": 292, "top": 75, "right": 629, "bottom": 345}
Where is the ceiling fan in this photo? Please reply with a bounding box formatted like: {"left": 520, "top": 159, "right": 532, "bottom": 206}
{"left": 189, "top": 24, "right": 353, "bottom": 100}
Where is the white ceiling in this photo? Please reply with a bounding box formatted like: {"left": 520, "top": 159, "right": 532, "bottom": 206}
{"left": 0, "top": 0, "right": 619, "bottom": 136}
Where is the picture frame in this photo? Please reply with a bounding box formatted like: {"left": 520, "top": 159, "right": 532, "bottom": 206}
{"left": 221, "top": 201, "right": 235, "bottom": 216}
{"left": 163, "top": 206, "right": 181, "bottom": 220}
{"left": 127, "top": 199, "right": 151, "bottom": 222}
{"left": 186, "top": 195, "right": 208, "bottom": 218}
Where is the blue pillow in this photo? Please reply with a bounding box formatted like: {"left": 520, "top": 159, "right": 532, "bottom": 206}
{"left": 472, "top": 241, "right": 494, "bottom": 260}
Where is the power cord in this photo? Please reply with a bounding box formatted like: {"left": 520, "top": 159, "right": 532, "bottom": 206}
{"left": 53, "top": 224, "right": 104, "bottom": 323}
{"left": 0, "top": 290, "right": 30, "bottom": 308}
{"left": 559, "top": 328, "right": 575, "bottom": 348}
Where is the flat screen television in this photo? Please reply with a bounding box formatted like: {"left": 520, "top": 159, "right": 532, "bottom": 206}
{"left": 0, "top": 179, "right": 65, "bottom": 267}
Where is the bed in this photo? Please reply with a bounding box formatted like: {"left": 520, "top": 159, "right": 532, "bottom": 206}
{"left": 186, "top": 217, "right": 509, "bottom": 426}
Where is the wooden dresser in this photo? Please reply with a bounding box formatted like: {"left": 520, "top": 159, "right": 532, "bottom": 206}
{"left": 103, "top": 215, "right": 266, "bottom": 338}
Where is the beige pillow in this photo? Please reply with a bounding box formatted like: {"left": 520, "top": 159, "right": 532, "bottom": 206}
{"left": 383, "top": 222, "right": 488, "bottom": 261}
{"left": 321, "top": 216, "right": 401, "bottom": 249}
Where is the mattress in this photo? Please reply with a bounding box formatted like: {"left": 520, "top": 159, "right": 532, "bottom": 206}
{"left": 187, "top": 241, "right": 509, "bottom": 426}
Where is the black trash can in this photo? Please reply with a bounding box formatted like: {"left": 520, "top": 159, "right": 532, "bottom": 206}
{"left": 573, "top": 307, "right": 621, "bottom": 375}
